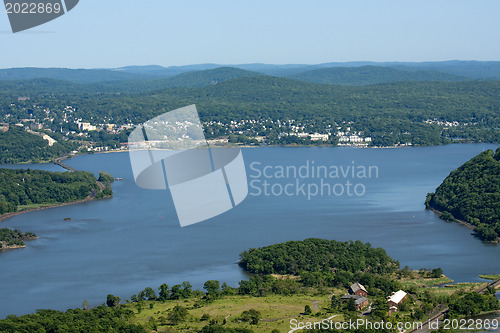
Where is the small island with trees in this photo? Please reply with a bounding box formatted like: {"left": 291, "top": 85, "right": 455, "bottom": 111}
{"left": 0, "top": 228, "right": 37, "bottom": 249}
{"left": 426, "top": 147, "right": 500, "bottom": 241}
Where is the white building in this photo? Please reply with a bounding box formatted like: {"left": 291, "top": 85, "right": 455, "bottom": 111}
{"left": 77, "top": 122, "right": 97, "bottom": 131}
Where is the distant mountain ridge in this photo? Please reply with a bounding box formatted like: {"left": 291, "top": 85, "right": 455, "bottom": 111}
{"left": 0, "top": 67, "right": 152, "bottom": 83}
{"left": 114, "top": 60, "right": 500, "bottom": 79}
{"left": 288, "top": 66, "right": 466, "bottom": 85}
{"left": 1, "top": 61, "right": 500, "bottom": 85}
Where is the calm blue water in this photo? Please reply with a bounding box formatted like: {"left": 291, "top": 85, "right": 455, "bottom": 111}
{"left": 0, "top": 144, "right": 499, "bottom": 318}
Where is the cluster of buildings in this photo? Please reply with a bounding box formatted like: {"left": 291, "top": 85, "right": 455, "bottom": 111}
{"left": 4, "top": 100, "right": 380, "bottom": 147}
{"left": 424, "top": 119, "right": 476, "bottom": 127}
{"left": 336, "top": 128, "right": 372, "bottom": 145}
{"left": 76, "top": 122, "right": 97, "bottom": 132}
{"left": 341, "top": 283, "right": 370, "bottom": 310}
{"left": 340, "top": 282, "right": 408, "bottom": 315}
{"left": 281, "top": 132, "right": 330, "bottom": 141}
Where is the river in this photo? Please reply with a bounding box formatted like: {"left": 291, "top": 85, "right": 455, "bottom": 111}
{"left": 0, "top": 144, "right": 499, "bottom": 318}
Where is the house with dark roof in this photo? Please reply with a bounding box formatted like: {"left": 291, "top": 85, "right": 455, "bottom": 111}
{"left": 349, "top": 283, "right": 368, "bottom": 297}
{"left": 341, "top": 294, "right": 369, "bottom": 310}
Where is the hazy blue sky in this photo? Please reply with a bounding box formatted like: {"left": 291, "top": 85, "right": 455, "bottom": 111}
{"left": 1, "top": 0, "right": 499, "bottom": 68}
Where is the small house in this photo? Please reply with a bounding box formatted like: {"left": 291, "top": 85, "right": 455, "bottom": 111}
{"left": 341, "top": 294, "right": 369, "bottom": 310}
{"left": 387, "top": 290, "right": 407, "bottom": 310}
{"left": 349, "top": 283, "right": 368, "bottom": 297}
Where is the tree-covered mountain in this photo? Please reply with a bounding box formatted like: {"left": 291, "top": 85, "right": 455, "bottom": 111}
{"left": 1, "top": 74, "right": 499, "bottom": 149}
{"left": 0, "top": 127, "right": 77, "bottom": 164}
{"left": 114, "top": 60, "right": 500, "bottom": 79}
{"left": 426, "top": 148, "right": 500, "bottom": 241}
{"left": 288, "top": 66, "right": 466, "bottom": 85}
{"left": 92, "top": 67, "right": 260, "bottom": 93}
{"left": 391, "top": 60, "right": 500, "bottom": 79}
{"left": 0, "top": 68, "right": 153, "bottom": 84}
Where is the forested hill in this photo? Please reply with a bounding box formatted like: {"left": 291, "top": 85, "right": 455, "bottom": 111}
{"left": 92, "top": 67, "right": 260, "bottom": 93}
{"left": 0, "top": 168, "right": 100, "bottom": 215}
{"left": 288, "top": 66, "right": 465, "bottom": 85}
{"left": 0, "top": 126, "right": 76, "bottom": 164}
{"left": 426, "top": 148, "right": 500, "bottom": 241}
{"left": 0, "top": 67, "right": 151, "bottom": 83}
{"left": 238, "top": 238, "right": 398, "bottom": 275}
{"left": 1, "top": 68, "right": 500, "bottom": 152}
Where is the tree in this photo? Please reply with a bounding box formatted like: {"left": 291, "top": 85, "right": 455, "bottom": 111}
{"left": 98, "top": 171, "right": 114, "bottom": 183}
{"left": 181, "top": 281, "right": 193, "bottom": 298}
{"left": 430, "top": 268, "right": 443, "bottom": 278}
{"left": 344, "top": 298, "right": 357, "bottom": 312}
{"left": 330, "top": 295, "right": 342, "bottom": 310}
{"left": 138, "top": 287, "right": 156, "bottom": 301}
{"left": 106, "top": 294, "right": 121, "bottom": 308}
{"left": 371, "top": 299, "right": 390, "bottom": 320}
{"left": 168, "top": 305, "right": 188, "bottom": 325}
{"left": 204, "top": 280, "right": 221, "bottom": 296}
{"left": 170, "top": 284, "right": 182, "bottom": 300}
{"left": 240, "top": 309, "right": 261, "bottom": 325}
{"left": 304, "top": 305, "right": 312, "bottom": 315}
{"left": 158, "top": 283, "right": 169, "bottom": 301}
{"left": 81, "top": 299, "right": 90, "bottom": 310}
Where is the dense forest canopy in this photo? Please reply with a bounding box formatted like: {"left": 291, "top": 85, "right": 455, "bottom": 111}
{"left": 0, "top": 127, "right": 76, "bottom": 163}
{"left": 0, "top": 168, "right": 99, "bottom": 215}
{"left": 426, "top": 148, "right": 500, "bottom": 241}
{"left": 289, "top": 66, "right": 465, "bottom": 85}
{"left": 238, "top": 238, "right": 398, "bottom": 276}
{"left": 0, "top": 307, "right": 145, "bottom": 333}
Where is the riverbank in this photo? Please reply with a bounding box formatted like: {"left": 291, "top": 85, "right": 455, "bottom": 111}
{"left": 0, "top": 159, "right": 110, "bottom": 225}
{"left": 0, "top": 196, "right": 99, "bottom": 223}
{"left": 427, "top": 207, "right": 500, "bottom": 243}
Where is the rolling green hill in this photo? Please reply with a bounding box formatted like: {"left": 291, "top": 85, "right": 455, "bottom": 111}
{"left": 92, "top": 67, "right": 260, "bottom": 93}
{"left": 426, "top": 148, "right": 500, "bottom": 241}
{"left": 0, "top": 72, "right": 499, "bottom": 150}
{"left": 0, "top": 67, "right": 152, "bottom": 83}
{"left": 288, "top": 66, "right": 466, "bottom": 85}
{"left": 0, "top": 127, "right": 77, "bottom": 164}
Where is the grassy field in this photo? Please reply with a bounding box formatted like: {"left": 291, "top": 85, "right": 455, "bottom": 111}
{"left": 398, "top": 275, "right": 453, "bottom": 289}
{"left": 479, "top": 274, "right": 500, "bottom": 281}
{"left": 17, "top": 203, "right": 56, "bottom": 211}
{"left": 126, "top": 292, "right": 339, "bottom": 333}
{"left": 118, "top": 273, "right": 490, "bottom": 333}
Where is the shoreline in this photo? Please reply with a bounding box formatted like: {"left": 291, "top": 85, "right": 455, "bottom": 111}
{"left": 0, "top": 196, "right": 98, "bottom": 223}
{"left": 427, "top": 207, "right": 500, "bottom": 243}
{"left": 0, "top": 157, "right": 110, "bottom": 224}
{"left": 0, "top": 236, "right": 39, "bottom": 250}
{"left": 2, "top": 142, "right": 499, "bottom": 166}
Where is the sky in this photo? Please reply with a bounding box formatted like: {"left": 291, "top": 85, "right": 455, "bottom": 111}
{"left": 0, "top": 0, "right": 499, "bottom": 68}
